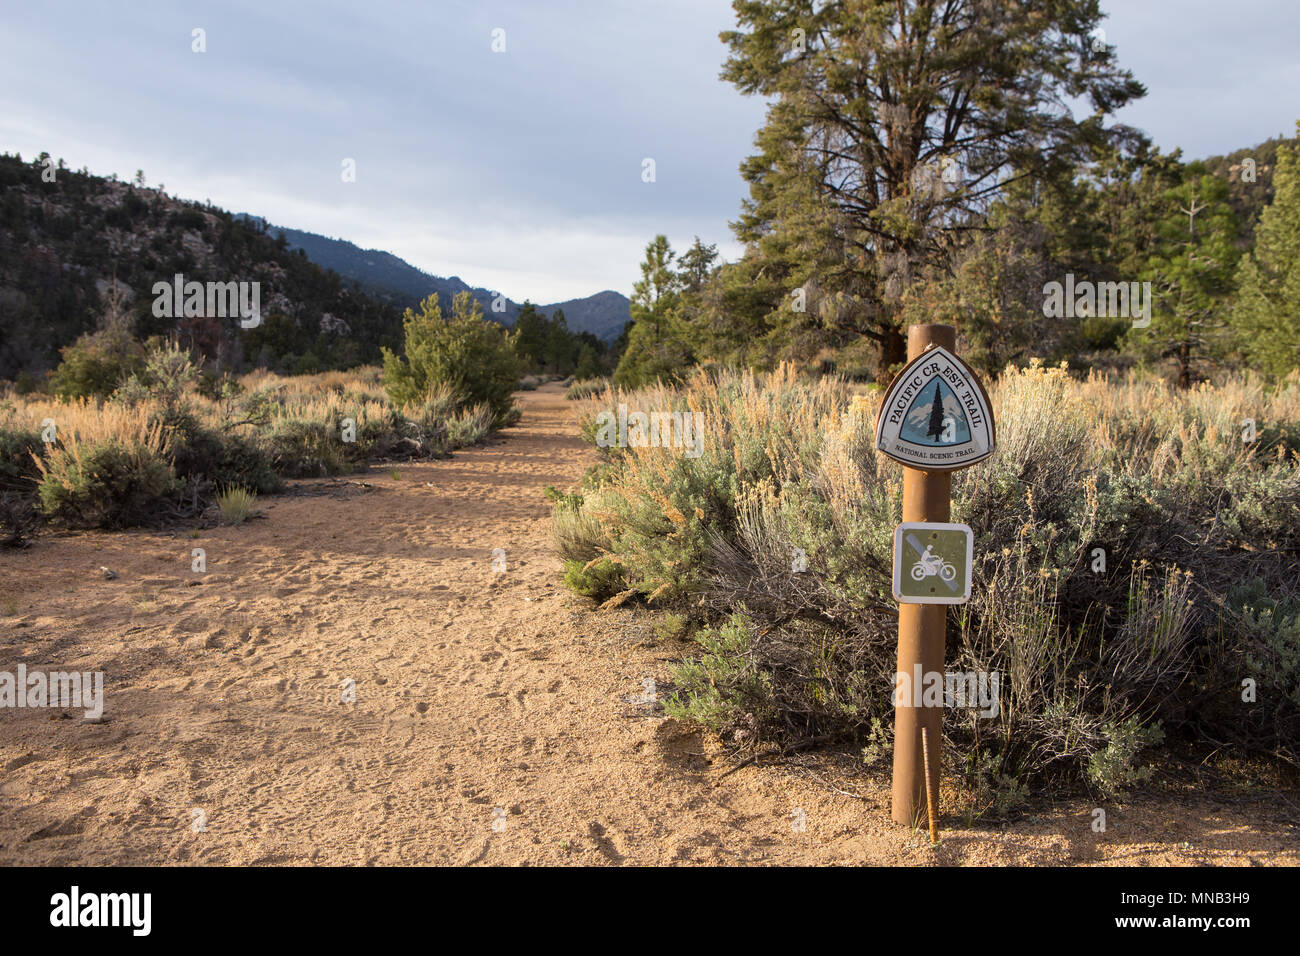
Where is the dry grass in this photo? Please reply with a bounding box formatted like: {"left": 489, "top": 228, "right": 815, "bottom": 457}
{"left": 216, "top": 485, "right": 257, "bottom": 524}
{"left": 1, "top": 362, "right": 503, "bottom": 531}
{"left": 8, "top": 396, "right": 175, "bottom": 452}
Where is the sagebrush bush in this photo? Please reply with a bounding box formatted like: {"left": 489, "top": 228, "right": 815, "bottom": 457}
{"left": 263, "top": 416, "right": 349, "bottom": 478}
{"left": 565, "top": 378, "right": 608, "bottom": 401}
{"left": 35, "top": 424, "right": 178, "bottom": 528}
{"left": 553, "top": 361, "right": 1300, "bottom": 807}
{"left": 158, "top": 406, "right": 282, "bottom": 496}
{"left": 114, "top": 339, "right": 198, "bottom": 409}
{"left": 664, "top": 613, "right": 774, "bottom": 734}
{"left": 0, "top": 491, "right": 41, "bottom": 548}
{"left": 114, "top": 354, "right": 284, "bottom": 499}
{"left": 562, "top": 557, "right": 625, "bottom": 600}
{"left": 447, "top": 403, "right": 495, "bottom": 447}
{"left": 5, "top": 358, "right": 506, "bottom": 532}
{"left": 0, "top": 415, "right": 43, "bottom": 491}
{"left": 0, "top": 410, "right": 43, "bottom": 546}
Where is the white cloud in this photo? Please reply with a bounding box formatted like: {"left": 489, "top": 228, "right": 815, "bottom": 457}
{"left": 3, "top": 0, "right": 1295, "bottom": 307}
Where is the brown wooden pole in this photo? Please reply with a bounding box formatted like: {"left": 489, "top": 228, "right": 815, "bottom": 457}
{"left": 891, "top": 323, "right": 955, "bottom": 827}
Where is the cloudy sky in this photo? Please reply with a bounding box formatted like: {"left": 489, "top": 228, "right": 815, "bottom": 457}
{"left": 2, "top": 1, "right": 1297, "bottom": 304}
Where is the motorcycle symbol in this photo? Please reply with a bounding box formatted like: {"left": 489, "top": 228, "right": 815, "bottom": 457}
{"left": 910, "top": 545, "right": 956, "bottom": 583}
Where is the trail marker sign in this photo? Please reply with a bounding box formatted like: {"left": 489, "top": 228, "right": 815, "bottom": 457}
{"left": 893, "top": 522, "right": 973, "bottom": 605}
{"left": 883, "top": 325, "right": 997, "bottom": 831}
{"left": 875, "top": 346, "right": 995, "bottom": 471}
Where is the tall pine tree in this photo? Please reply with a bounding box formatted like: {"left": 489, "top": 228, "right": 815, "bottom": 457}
{"left": 719, "top": 0, "right": 1145, "bottom": 379}
{"left": 1125, "top": 170, "right": 1239, "bottom": 388}
{"left": 1232, "top": 125, "right": 1300, "bottom": 379}
{"left": 614, "top": 235, "right": 691, "bottom": 386}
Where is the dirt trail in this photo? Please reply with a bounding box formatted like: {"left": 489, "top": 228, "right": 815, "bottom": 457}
{"left": 1, "top": 383, "right": 1295, "bottom": 865}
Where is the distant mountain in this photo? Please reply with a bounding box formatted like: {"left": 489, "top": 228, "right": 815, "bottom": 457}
{"left": 534, "top": 289, "right": 631, "bottom": 343}
{"left": 244, "top": 219, "right": 630, "bottom": 342}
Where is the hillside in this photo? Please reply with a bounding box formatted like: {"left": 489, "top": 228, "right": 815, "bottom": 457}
{"left": 538, "top": 289, "right": 631, "bottom": 343}
{"left": 1197, "top": 133, "right": 1298, "bottom": 247}
{"left": 0, "top": 154, "right": 628, "bottom": 382}
{"left": 259, "top": 221, "right": 631, "bottom": 342}
{"left": 0, "top": 153, "right": 408, "bottom": 379}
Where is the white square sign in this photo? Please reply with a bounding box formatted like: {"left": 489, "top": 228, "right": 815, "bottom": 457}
{"left": 892, "top": 522, "right": 974, "bottom": 605}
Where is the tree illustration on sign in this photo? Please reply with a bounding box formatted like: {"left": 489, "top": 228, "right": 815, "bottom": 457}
{"left": 926, "top": 381, "right": 945, "bottom": 441}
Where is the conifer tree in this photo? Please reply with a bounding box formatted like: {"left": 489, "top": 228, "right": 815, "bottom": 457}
{"left": 718, "top": 0, "right": 1145, "bottom": 378}
{"left": 1232, "top": 126, "right": 1300, "bottom": 379}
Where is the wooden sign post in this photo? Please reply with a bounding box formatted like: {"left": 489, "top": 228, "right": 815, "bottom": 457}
{"left": 874, "top": 324, "right": 995, "bottom": 828}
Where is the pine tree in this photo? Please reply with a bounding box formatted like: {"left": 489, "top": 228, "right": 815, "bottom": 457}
{"left": 719, "top": 0, "right": 1145, "bottom": 379}
{"left": 513, "top": 301, "right": 548, "bottom": 370}
{"left": 380, "top": 292, "right": 522, "bottom": 423}
{"left": 678, "top": 237, "right": 719, "bottom": 294}
{"left": 544, "top": 308, "right": 577, "bottom": 374}
{"left": 574, "top": 343, "right": 602, "bottom": 380}
{"left": 1125, "top": 171, "right": 1239, "bottom": 387}
{"left": 1232, "top": 125, "right": 1300, "bottom": 379}
{"left": 614, "top": 236, "right": 691, "bottom": 387}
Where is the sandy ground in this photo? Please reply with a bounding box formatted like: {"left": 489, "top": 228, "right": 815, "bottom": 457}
{"left": 1, "top": 383, "right": 1296, "bottom": 866}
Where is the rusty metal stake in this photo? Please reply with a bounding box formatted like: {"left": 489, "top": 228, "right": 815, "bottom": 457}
{"left": 922, "top": 726, "right": 939, "bottom": 844}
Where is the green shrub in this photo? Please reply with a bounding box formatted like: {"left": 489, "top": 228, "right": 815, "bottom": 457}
{"left": 0, "top": 491, "right": 41, "bottom": 548}
{"left": 654, "top": 612, "right": 691, "bottom": 642}
{"left": 381, "top": 291, "right": 523, "bottom": 426}
{"left": 552, "top": 487, "right": 621, "bottom": 599}
{"left": 1085, "top": 718, "right": 1165, "bottom": 797}
{"left": 35, "top": 431, "right": 178, "bottom": 528}
{"left": 400, "top": 409, "right": 450, "bottom": 459}
{"left": 14, "top": 370, "right": 42, "bottom": 395}
{"left": 116, "top": 339, "right": 200, "bottom": 410}
{"left": 664, "top": 613, "right": 773, "bottom": 735}
{"left": 263, "top": 417, "right": 349, "bottom": 478}
{"left": 562, "top": 557, "right": 625, "bottom": 601}
{"left": 1080, "top": 315, "right": 1128, "bottom": 351}
{"left": 136, "top": 398, "right": 282, "bottom": 497}
{"left": 50, "top": 328, "right": 146, "bottom": 400}
{"left": 196, "top": 369, "right": 244, "bottom": 402}
{"left": 1233, "top": 578, "right": 1300, "bottom": 715}
{"left": 222, "top": 431, "right": 282, "bottom": 493}
{"left": 179, "top": 422, "right": 282, "bottom": 496}
{"left": 346, "top": 407, "right": 408, "bottom": 461}
{"left": 0, "top": 419, "right": 43, "bottom": 490}
{"left": 390, "top": 383, "right": 457, "bottom": 458}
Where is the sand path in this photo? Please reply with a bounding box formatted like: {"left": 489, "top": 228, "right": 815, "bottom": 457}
{"left": 1, "top": 383, "right": 1295, "bottom": 865}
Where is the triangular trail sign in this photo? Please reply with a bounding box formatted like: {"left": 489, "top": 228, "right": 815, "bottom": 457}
{"left": 875, "top": 345, "right": 995, "bottom": 471}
